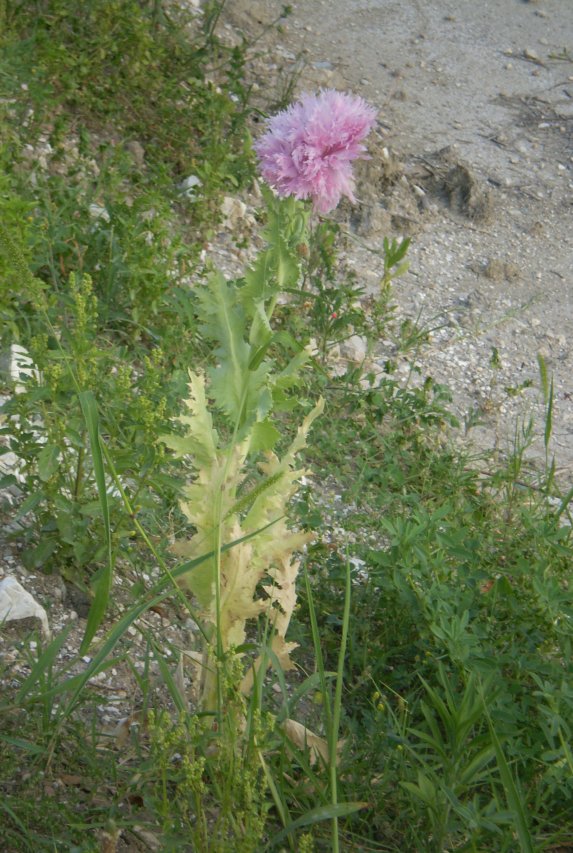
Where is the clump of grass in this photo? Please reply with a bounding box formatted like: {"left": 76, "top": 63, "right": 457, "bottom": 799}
{"left": 292, "top": 331, "right": 573, "bottom": 849}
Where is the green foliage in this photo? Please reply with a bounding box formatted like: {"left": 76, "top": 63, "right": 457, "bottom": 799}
{"left": 6, "top": 146, "right": 199, "bottom": 352}
{"left": 0, "top": 177, "right": 45, "bottom": 348}
{"left": 147, "top": 684, "right": 272, "bottom": 852}
{"left": 294, "top": 364, "right": 573, "bottom": 849}
{"left": 242, "top": 186, "right": 310, "bottom": 312}
{"left": 1, "top": 271, "right": 181, "bottom": 578}
{"left": 273, "top": 220, "right": 406, "bottom": 369}
{"left": 1, "top": 0, "right": 254, "bottom": 208}
{"left": 382, "top": 235, "right": 411, "bottom": 289}
{"left": 199, "top": 271, "right": 273, "bottom": 429}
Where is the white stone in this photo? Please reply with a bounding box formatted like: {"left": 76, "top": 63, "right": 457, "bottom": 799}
{"left": 0, "top": 344, "right": 39, "bottom": 393}
{"left": 88, "top": 204, "right": 110, "bottom": 223}
{"left": 341, "top": 335, "right": 368, "bottom": 362}
{"left": 179, "top": 175, "right": 202, "bottom": 199}
{"left": 220, "top": 195, "right": 251, "bottom": 229}
{"left": 0, "top": 577, "right": 51, "bottom": 638}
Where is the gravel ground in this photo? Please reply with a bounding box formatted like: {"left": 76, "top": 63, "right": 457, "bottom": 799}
{"left": 228, "top": 0, "right": 573, "bottom": 481}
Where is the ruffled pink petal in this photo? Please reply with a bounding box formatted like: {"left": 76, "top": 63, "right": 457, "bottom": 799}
{"left": 254, "top": 89, "right": 376, "bottom": 213}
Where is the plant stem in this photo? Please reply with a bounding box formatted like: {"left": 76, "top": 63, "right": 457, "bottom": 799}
{"left": 73, "top": 443, "right": 85, "bottom": 502}
{"left": 330, "top": 555, "right": 351, "bottom": 853}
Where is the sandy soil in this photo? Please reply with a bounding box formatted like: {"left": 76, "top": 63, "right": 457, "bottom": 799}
{"left": 231, "top": 0, "right": 573, "bottom": 480}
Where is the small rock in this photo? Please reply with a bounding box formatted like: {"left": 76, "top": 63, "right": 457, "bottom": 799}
{"left": 0, "top": 577, "right": 50, "bottom": 638}
{"left": 65, "top": 583, "right": 91, "bottom": 618}
{"left": 88, "top": 203, "right": 110, "bottom": 223}
{"left": 340, "top": 335, "right": 368, "bottom": 363}
{"left": 124, "top": 140, "right": 145, "bottom": 168}
{"left": 179, "top": 175, "right": 202, "bottom": 199}
{"left": 220, "top": 195, "right": 251, "bottom": 229}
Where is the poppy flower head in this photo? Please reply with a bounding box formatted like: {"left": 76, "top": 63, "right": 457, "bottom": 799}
{"left": 254, "top": 89, "right": 377, "bottom": 214}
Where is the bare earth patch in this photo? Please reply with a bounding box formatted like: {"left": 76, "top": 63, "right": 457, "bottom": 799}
{"left": 232, "top": 0, "right": 573, "bottom": 478}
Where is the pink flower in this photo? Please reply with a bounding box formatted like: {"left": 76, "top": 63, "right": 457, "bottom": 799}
{"left": 254, "top": 89, "right": 377, "bottom": 214}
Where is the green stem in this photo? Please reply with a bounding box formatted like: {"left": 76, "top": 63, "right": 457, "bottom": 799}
{"left": 330, "top": 555, "right": 351, "bottom": 853}
{"left": 73, "top": 443, "right": 85, "bottom": 502}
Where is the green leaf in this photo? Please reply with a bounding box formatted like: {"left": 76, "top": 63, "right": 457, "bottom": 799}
{"left": 248, "top": 331, "right": 273, "bottom": 371}
{"left": 544, "top": 376, "right": 554, "bottom": 450}
{"left": 270, "top": 802, "right": 368, "bottom": 847}
{"left": 22, "top": 536, "right": 57, "bottom": 570}
{"left": 37, "top": 444, "right": 60, "bottom": 482}
{"left": 243, "top": 249, "right": 274, "bottom": 304}
{"left": 459, "top": 745, "right": 496, "bottom": 786}
{"left": 537, "top": 352, "right": 549, "bottom": 402}
{"left": 17, "top": 624, "right": 74, "bottom": 703}
{"left": 486, "top": 707, "right": 534, "bottom": 853}
{"left": 199, "top": 271, "right": 271, "bottom": 428}
{"left": 393, "top": 260, "right": 410, "bottom": 278}
{"left": 249, "top": 419, "right": 280, "bottom": 453}
{"left": 0, "top": 735, "right": 44, "bottom": 755}
{"left": 0, "top": 473, "right": 17, "bottom": 489}
{"left": 242, "top": 188, "right": 306, "bottom": 311}
{"left": 78, "top": 391, "right": 113, "bottom": 654}
{"left": 153, "top": 645, "right": 188, "bottom": 714}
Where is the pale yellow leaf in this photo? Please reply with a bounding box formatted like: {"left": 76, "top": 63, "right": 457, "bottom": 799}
{"left": 283, "top": 718, "right": 345, "bottom": 767}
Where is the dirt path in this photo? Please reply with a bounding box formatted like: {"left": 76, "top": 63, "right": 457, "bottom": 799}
{"left": 232, "top": 0, "right": 573, "bottom": 479}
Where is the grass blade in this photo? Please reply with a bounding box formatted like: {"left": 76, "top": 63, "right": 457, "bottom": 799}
{"left": 78, "top": 390, "right": 113, "bottom": 653}
{"left": 544, "top": 376, "right": 554, "bottom": 452}
{"left": 329, "top": 556, "right": 352, "bottom": 852}
{"left": 16, "top": 624, "right": 73, "bottom": 703}
{"left": 269, "top": 802, "right": 368, "bottom": 848}
{"left": 0, "top": 799, "right": 31, "bottom": 844}
{"left": 487, "top": 718, "right": 534, "bottom": 853}
{"left": 258, "top": 750, "right": 295, "bottom": 851}
{"left": 303, "top": 565, "right": 332, "bottom": 734}
{"left": 537, "top": 353, "right": 549, "bottom": 403}
{"left": 153, "top": 642, "right": 188, "bottom": 714}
